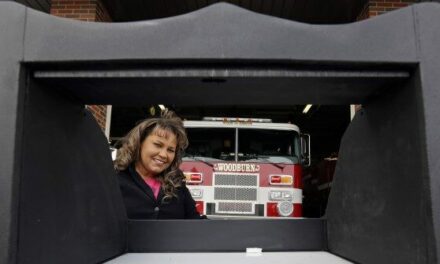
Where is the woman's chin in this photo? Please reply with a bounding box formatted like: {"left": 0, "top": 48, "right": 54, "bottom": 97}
{"left": 151, "top": 167, "right": 167, "bottom": 175}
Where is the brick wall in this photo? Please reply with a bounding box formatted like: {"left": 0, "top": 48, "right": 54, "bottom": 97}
{"left": 51, "top": 0, "right": 102, "bottom": 22}
{"left": 357, "top": 0, "right": 419, "bottom": 20}
{"left": 369, "top": 0, "right": 418, "bottom": 17}
{"left": 50, "top": 0, "right": 112, "bottom": 132}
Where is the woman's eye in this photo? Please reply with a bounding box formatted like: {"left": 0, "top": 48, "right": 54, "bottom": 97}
{"left": 154, "top": 142, "right": 161, "bottom": 147}
{"left": 168, "top": 149, "right": 175, "bottom": 153}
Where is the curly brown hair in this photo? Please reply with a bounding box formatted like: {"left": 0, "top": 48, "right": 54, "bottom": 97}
{"left": 114, "top": 110, "right": 188, "bottom": 202}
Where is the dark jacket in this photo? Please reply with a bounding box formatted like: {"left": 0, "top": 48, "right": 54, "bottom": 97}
{"left": 117, "top": 166, "right": 202, "bottom": 219}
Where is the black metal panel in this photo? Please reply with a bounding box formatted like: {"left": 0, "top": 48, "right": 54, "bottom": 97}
{"left": 326, "top": 4, "right": 440, "bottom": 263}
{"left": 128, "top": 219, "right": 326, "bottom": 252}
{"left": 17, "top": 79, "right": 127, "bottom": 264}
{"left": 414, "top": 5, "right": 440, "bottom": 263}
{"left": 326, "top": 72, "right": 431, "bottom": 264}
{"left": 0, "top": 4, "right": 26, "bottom": 264}
{"left": 23, "top": 3, "right": 417, "bottom": 63}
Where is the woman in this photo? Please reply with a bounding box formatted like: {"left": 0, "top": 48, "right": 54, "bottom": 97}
{"left": 114, "top": 111, "right": 203, "bottom": 219}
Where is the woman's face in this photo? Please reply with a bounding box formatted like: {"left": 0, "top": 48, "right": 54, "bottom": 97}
{"left": 135, "top": 128, "right": 177, "bottom": 178}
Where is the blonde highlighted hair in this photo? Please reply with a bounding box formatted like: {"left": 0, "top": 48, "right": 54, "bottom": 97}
{"left": 114, "top": 110, "right": 188, "bottom": 201}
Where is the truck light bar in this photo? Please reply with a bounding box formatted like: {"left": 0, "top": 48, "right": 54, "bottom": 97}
{"left": 202, "top": 117, "right": 272, "bottom": 123}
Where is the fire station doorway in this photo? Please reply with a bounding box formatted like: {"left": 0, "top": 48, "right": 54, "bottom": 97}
{"left": 36, "top": 61, "right": 407, "bottom": 221}
{"left": 32, "top": 59, "right": 412, "bottom": 240}
{"left": 110, "top": 104, "right": 351, "bottom": 218}
{"left": 55, "top": 58, "right": 405, "bottom": 222}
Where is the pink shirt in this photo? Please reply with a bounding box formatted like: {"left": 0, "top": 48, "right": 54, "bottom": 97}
{"left": 143, "top": 177, "right": 161, "bottom": 199}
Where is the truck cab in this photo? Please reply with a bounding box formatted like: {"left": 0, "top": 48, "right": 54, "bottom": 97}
{"left": 180, "top": 117, "right": 310, "bottom": 218}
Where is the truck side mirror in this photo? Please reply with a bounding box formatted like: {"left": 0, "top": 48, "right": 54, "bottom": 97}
{"left": 300, "top": 134, "right": 311, "bottom": 167}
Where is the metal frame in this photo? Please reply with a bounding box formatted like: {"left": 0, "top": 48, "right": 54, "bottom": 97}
{"left": 1, "top": 2, "right": 440, "bottom": 263}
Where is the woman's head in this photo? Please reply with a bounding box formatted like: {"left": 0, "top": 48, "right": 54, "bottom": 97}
{"left": 136, "top": 127, "right": 178, "bottom": 178}
{"left": 114, "top": 111, "right": 188, "bottom": 200}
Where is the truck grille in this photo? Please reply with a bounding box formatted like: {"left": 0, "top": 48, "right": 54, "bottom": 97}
{"left": 214, "top": 173, "right": 258, "bottom": 186}
{"left": 217, "top": 202, "right": 253, "bottom": 214}
{"left": 214, "top": 187, "right": 257, "bottom": 200}
{"left": 213, "top": 173, "right": 258, "bottom": 214}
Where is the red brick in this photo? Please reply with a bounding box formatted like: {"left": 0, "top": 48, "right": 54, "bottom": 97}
{"left": 367, "top": 0, "right": 418, "bottom": 18}
{"left": 74, "top": 1, "right": 94, "bottom": 4}
{"left": 64, "top": 14, "right": 80, "bottom": 18}
{"left": 393, "top": 3, "right": 409, "bottom": 7}
{"left": 56, "top": 9, "right": 74, "bottom": 14}
{"left": 376, "top": 2, "right": 393, "bottom": 7}
{"left": 370, "top": 6, "right": 385, "bottom": 11}
{"left": 79, "top": 4, "right": 95, "bottom": 8}
{"left": 73, "top": 9, "right": 87, "bottom": 14}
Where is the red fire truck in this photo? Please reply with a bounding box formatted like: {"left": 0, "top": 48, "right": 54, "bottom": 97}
{"left": 180, "top": 117, "right": 310, "bottom": 218}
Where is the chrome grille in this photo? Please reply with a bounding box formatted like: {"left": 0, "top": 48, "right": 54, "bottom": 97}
{"left": 214, "top": 187, "right": 257, "bottom": 201}
{"left": 214, "top": 173, "right": 258, "bottom": 186}
{"left": 213, "top": 172, "right": 258, "bottom": 214}
{"left": 236, "top": 188, "right": 257, "bottom": 200}
{"left": 217, "top": 202, "right": 253, "bottom": 214}
{"left": 236, "top": 175, "right": 258, "bottom": 186}
{"left": 214, "top": 174, "right": 236, "bottom": 185}
{"left": 214, "top": 187, "right": 236, "bottom": 200}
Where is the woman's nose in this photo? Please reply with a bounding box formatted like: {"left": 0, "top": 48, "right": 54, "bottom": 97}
{"left": 158, "top": 148, "right": 167, "bottom": 158}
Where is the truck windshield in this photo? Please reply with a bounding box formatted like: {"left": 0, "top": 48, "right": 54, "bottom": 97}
{"left": 184, "top": 128, "right": 235, "bottom": 161}
{"left": 184, "top": 127, "right": 300, "bottom": 164}
{"left": 238, "top": 129, "right": 300, "bottom": 164}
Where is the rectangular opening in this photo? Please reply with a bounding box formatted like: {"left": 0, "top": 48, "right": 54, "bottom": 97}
{"left": 22, "top": 60, "right": 417, "bottom": 256}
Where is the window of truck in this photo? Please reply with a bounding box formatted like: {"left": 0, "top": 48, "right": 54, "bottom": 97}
{"left": 237, "top": 129, "right": 300, "bottom": 164}
{"left": 184, "top": 128, "right": 300, "bottom": 164}
{"left": 184, "top": 128, "right": 235, "bottom": 161}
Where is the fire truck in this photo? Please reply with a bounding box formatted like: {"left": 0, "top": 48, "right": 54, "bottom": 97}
{"left": 180, "top": 117, "right": 310, "bottom": 218}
